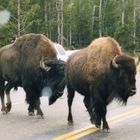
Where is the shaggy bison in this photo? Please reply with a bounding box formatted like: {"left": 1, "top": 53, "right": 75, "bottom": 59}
{"left": 0, "top": 33, "right": 66, "bottom": 117}
{"left": 66, "top": 37, "right": 138, "bottom": 130}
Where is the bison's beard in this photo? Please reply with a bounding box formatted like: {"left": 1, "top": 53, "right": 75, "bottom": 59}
{"left": 115, "top": 95, "right": 128, "bottom": 105}
{"left": 107, "top": 88, "right": 129, "bottom": 105}
{"left": 115, "top": 90, "right": 130, "bottom": 105}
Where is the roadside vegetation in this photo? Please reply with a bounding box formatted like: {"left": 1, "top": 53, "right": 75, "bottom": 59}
{"left": 0, "top": 0, "right": 140, "bottom": 53}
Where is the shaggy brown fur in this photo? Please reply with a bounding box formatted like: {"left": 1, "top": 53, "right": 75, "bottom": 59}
{"left": 67, "top": 37, "right": 123, "bottom": 91}
{"left": 12, "top": 33, "right": 57, "bottom": 68}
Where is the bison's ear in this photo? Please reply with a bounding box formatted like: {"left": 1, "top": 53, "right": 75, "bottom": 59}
{"left": 40, "top": 59, "right": 51, "bottom": 72}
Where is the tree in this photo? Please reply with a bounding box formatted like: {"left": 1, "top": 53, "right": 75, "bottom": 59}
{"left": 0, "top": 0, "right": 140, "bottom": 52}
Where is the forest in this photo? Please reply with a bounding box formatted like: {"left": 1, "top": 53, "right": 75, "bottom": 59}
{"left": 0, "top": 0, "right": 140, "bottom": 52}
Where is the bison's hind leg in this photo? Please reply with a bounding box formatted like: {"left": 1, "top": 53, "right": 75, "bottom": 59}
{"left": 6, "top": 102, "right": 11, "bottom": 112}
{"left": 0, "top": 80, "right": 8, "bottom": 114}
{"left": 67, "top": 86, "right": 75, "bottom": 125}
{"left": 5, "top": 83, "right": 13, "bottom": 112}
{"left": 83, "top": 96, "right": 97, "bottom": 125}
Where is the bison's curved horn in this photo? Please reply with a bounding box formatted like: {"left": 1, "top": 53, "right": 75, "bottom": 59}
{"left": 40, "top": 58, "right": 51, "bottom": 72}
{"left": 134, "top": 56, "right": 139, "bottom": 66}
{"left": 112, "top": 55, "right": 119, "bottom": 68}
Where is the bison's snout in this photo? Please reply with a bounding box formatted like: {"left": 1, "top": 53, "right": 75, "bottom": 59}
{"left": 130, "top": 88, "right": 136, "bottom": 96}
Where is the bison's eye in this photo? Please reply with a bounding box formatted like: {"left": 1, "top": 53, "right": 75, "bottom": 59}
{"left": 127, "top": 72, "right": 136, "bottom": 85}
{"left": 130, "top": 75, "right": 136, "bottom": 83}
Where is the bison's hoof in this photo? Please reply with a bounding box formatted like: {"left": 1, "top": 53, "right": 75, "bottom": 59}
{"left": 68, "top": 121, "right": 73, "bottom": 125}
{"left": 2, "top": 111, "right": 7, "bottom": 115}
{"left": 90, "top": 119, "right": 95, "bottom": 125}
{"left": 102, "top": 126, "right": 110, "bottom": 132}
{"left": 102, "top": 122, "right": 110, "bottom": 131}
{"left": 36, "top": 110, "right": 44, "bottom": 117}
{"left": 1, "top": 108, "right": 8, "bottom": 114}
{"left": 6, "top": 103, "right": 12, "bottom": 112}
{"left": 102, "top": 128, "right": 110, "bottom": 133}
{"left": 95, "top": 124, "right": 101, "bottom": 129}
{"left": 28, "top": 112, "right": 35, "bottom": 116}
{"left": 36, "top": 115, "right": 44, "bottom": 119}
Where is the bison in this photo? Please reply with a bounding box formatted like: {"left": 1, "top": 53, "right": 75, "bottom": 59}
{"left": 0, "top": 33, "right": 66, "bottom": 117}
{"left": 66, "top": 37, "right": 138, "bottom": 130}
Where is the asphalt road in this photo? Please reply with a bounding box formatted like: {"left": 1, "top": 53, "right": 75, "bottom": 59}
{"left": 0, "top": 73, "right": 140, "bottom": 140}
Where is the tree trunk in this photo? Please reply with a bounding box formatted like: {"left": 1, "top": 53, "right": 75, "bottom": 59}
{"left": 121, "top": 0, "right": 125, "bottom": 25}
{"left": 60, "top": 0, "right": 64, "bottom": 46}
{"left": 44, "top": 0, "right": 48, "bottom": 36}
{"left": 17, "top": 0, "right": 21, "bottom": 36}
{"left": 99, "top": 0, "right": 102, "bottom": 37}
{"left": 56, "top": 0, "right": 60, "bottom": 43}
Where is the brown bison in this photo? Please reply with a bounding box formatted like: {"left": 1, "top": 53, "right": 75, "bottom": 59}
{"left": 0, "top": 33, "right": 66, "bottom": 117}
{"left": 66, "top": 37, "right": 138, "bottom": 130}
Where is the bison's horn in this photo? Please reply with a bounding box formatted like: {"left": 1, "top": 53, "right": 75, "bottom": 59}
{"left": 134, "top": 56, "right": 139, "bottom": 66}
{"left": 112, "top": 55, "right": 119, "bottom": 68}
{"left": 40, "top": 59, "right": 51, "bottom": 72}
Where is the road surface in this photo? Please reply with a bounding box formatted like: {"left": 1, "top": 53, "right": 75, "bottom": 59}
{"left": 0, "top": 73, "right": 140, "bottom": 140}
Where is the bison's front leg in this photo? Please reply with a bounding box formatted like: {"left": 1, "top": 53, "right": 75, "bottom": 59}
{"left": 83, "top": 96, "right": 96, "bottom": 124}
{"left": 28, "top": 104, "right": 35, "bottom": 116}
{"left": 95, "top": 103, "right": 109, "bottom": 131}
{"left": 91, "top": 100, "right": 104, "bottom": 129}
{"left": 35, "top": 99, "right": 44, "bottom": 118}
{"left": 88, "top": 97, "right": 101, "bottom": 128}
{"left": 27, "top": 98, "right": 43, "bottom": 118}
{"left": 102, "top": 116, "right": 109, "bottom": 131}
{"left": 93, "top": 112, "right": 102, "bottom": 128}
{"left": 102, "top": 106, "right": 109, "bottom": 131}
{"left": 25, "top": 88, "right": 43, "bottom": 118}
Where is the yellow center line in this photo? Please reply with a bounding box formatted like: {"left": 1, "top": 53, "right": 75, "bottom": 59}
{"left": 53, "top": 126, "right": 99, "bottom": 140}
{"left": 66, "top": 127, "right": 99, "bottom": 140}
{"left": 53, "top": 107, "right": 140, "bottom": 140}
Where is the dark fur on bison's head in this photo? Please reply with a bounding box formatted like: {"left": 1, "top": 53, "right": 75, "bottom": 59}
{"left": 66, "top": 37, "right": 138, "bottom": 130}
{"left": 39, "top": 58, "right": 66, "bottom": 105}
{"left": 107, "top": 54, "right": 137, "bottom": 104}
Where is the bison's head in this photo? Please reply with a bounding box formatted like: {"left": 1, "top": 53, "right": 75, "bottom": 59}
{"left": 111, "top": 54, "right": 139, "bottom": 104}
{"left": 40, "top": 58, "right": 66, "bottom": 105}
